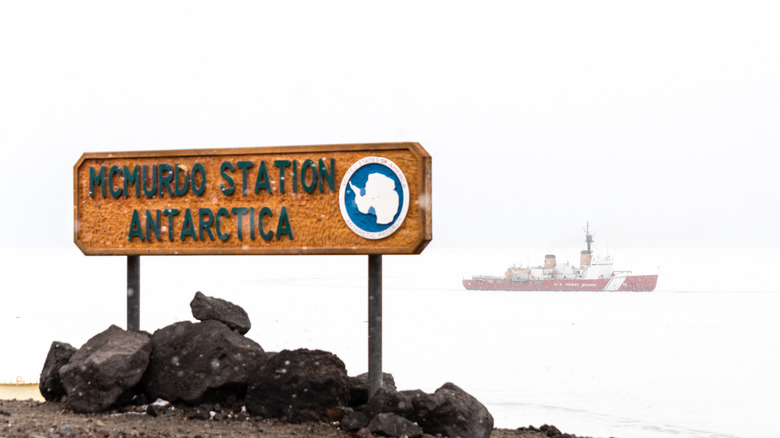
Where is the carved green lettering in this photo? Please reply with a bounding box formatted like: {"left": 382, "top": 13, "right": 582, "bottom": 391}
{"left": 301, "top": 159, "right": 317, "bottom": 193}
{"left": 274, "top": 160, "right": 291, "bottom": 194}
{"left": 231, "top": 207, "right": 248, "bottom": 241}
{"left": 128, "top": 209, "right": 144, "bottom": 241}
{"left": 318, "top": 158, "right": 335, "bottom": 193}
{"left": 276, "top": 206, "right": 293, "bottom": 240}
{"left": 259, "top": 206, "right": 273, "bottom": 241}
{"left": 109, "top": 166, "right": 123, "bottom": 198}
{"left": 198, "top": 208, "right": 215, "bottom": 241}
{"left": 191, "top": 162, "right": 206, "bottom": 196}
{"left": 180, "top": 208, "right": 197, "bottom": 241}
{"left": 237, "top": 161, "right": 253, "bottom": 195}
{"left": 163, "top": 208, "right": 179, "bottom": 242}
{"left": 249, "top": 207, "right": 255, "bottom": 240}
{"left": 254, "top": 160, "right": 271, "bottom": 195}
{"left": 145, "top": 209, "right": 161, "bottom": 242}
{"left": 220, "top": 161, "right": 235, "bottom": 195}
{"left": 174, "top": 164, "right": 189, "bottom": 197}
{"left": 292, "top": 160, "right": 298, "bottom": 193}
{"left": 89, "top": 166, "right": 106, "bottom": 199}
{"left": 123, "top": 165, "right": 140, "bottom": 197}
{"left": 142, "top": 165, "right": 157, "bottom": 197}
{"left": 158, "top": 164, "right": 174, "bottom": 197}
{"left": 216, "top": 207, "right": 230, "bottom": 241}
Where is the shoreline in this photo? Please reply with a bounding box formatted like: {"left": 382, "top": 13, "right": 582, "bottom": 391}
{"left": 0, "top": 399, "right": 590, "bottom": 438}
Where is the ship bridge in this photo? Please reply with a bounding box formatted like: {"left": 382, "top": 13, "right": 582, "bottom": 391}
{"left": 582, "top": 254, "right": 614, "bottom": 279}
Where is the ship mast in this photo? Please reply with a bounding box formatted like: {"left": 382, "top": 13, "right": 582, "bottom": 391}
{"left": 579, "top": 222, "right": 594, "bottom": 269}
{"left": 584, "top": 222, "right": 594, "bottom": 254}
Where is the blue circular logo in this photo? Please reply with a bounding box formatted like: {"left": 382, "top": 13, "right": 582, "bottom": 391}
{"left": 339, "top": 157, "right": 410, "bottom": 240}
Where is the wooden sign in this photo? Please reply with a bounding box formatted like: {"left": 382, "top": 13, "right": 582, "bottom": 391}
{"left": 74, "top": 143, "right": 431, "bottom": 255}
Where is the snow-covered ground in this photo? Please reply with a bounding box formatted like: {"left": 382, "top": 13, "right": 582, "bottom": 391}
{"left": 2, "top": 247, "right": 779, "bottom": 438}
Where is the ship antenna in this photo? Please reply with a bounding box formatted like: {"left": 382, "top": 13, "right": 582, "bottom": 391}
{"left": 584, "top": 222, "right": 594, "bottom": 254}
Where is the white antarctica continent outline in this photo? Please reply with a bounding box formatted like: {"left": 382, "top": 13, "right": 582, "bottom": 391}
{"left": 339, "top": 156, "right": 410, "bottom": 240}
{"left": 349, "top": 173, "right": 399, "bottom": 225}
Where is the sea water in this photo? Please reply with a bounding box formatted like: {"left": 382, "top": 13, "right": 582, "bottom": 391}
{"left": 1, "top": 247, "right": 779, "bottom": 438}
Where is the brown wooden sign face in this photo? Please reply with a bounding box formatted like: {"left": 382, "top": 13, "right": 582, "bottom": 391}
{"left": 74, "top": 143, "right": 431, "bottom": 255}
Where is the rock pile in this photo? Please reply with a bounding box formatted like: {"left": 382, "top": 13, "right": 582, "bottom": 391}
{"left": 40, "top": 292, "right": 494, "bottom": 438}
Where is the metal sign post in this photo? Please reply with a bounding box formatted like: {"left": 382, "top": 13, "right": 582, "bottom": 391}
{"left": 368, "top": 254, "right": 383, "bottom": 397}
{"left": 127, "top": 256, "right": 140, "bottom": 332}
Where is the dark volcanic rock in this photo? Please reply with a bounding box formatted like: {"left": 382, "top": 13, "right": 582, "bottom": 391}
{"left": 245, "top": 348, "right": 350, "bottom": 423}
{"left": 39, "top": 341, "right": 76, "bottom": 401}
{"left": 190, "top": 291, "right": 251, "bottom": 335}
{"left": 401, "top": 388, "right": 427, "bottom": 402}
{"left": 365, "top": 385, "right": 415, "bottom": 421}
{"left": 142, "top": 320, "right": 266, "bottom": 404}
{"left": 347, "top": 372, "right": 396, "bottom": 406}
{"left": 412, "top": 382, "right": 494, "bottom": 438}
{"left": 541, "top": 424, "right": 567, "bottom": 437}
{"left": 368, "top": 412, "right": 424, "bottom": 438}
{"left": 59, "top": 326, "right": 151, "bottom": 413}
{"left": 340, "top": 407, "right": 370, "bottom": 431}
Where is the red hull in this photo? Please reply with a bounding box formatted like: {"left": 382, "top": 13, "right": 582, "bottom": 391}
{"left": 462, "top": 274, "right": 658, "bottom": 292}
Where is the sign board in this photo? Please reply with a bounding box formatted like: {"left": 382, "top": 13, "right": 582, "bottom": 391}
{"left": 74, "top": 143, "right": 431, "bottom": 255}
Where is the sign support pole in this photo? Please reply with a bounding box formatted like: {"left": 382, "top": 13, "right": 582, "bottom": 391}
{"left": 127, "top": 256, "right": 140, "bottom": 332}
{"left": 368, "top": 254, "right": 383, "bottom": 397}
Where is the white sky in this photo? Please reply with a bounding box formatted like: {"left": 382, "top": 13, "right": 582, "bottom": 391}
{"left": 1, "top": 1, "right": 779, "bottom": 250}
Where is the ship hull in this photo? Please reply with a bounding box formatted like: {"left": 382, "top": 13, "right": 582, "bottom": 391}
{"left": 462, "top": 274, "right": 658, "bottom": 292}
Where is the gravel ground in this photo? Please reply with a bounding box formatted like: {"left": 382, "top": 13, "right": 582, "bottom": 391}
{"left": 0, "top": 399, "right": 589, "bottom": 438}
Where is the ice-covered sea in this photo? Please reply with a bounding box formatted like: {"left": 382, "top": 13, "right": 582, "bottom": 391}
{"left": 2, "top": 247, "right": 779, "bottom": 438}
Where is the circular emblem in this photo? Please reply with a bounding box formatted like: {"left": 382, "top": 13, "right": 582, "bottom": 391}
{"left": 339, "top": 157, "right": 410, "bottom": 240}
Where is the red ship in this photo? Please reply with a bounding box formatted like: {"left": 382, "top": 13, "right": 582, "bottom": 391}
{"left": 462, "top": 224, "right": 658, "bottom": 292}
